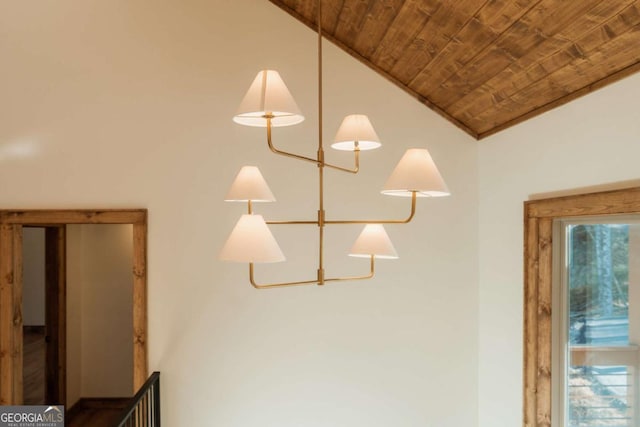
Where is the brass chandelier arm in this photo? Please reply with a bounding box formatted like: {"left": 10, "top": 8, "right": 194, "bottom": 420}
{"left": 323, "top": 149, "right": 360, "bottom": 174}
{"left": 324, "top": 256, "right": 375, "bottom": 283}
{"left": 248, "top": 256, "right": 375, "bottom": 289}
{"left": 266, "top": 219, "right": 318, "bottom": 225}
{"left": 266, "top": 117, "right": 361, "bottom": 174}
{"left": 266, "top": 118, "right": 320, "bottom": 165}
{"left": 325, "top": 191, "right": 418, "bottom": 224}
{"left": 249, "top": 264, "right": 319, "bottom": 289}
{"left": 262, "top": 192, "right": 417, "bottom": 225}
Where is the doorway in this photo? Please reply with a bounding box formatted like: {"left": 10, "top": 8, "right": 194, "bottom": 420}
{"left": 0, "top": 209, "right": 148, "bottom": 405}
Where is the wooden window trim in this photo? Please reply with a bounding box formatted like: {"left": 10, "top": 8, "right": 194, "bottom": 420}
{"left": 524, "top": 187, "right": 640, "bottom": 426}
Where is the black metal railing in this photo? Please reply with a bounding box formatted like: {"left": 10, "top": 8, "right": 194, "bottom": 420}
{"left": 115, "top": 372, "right": 161, "bottom": 427}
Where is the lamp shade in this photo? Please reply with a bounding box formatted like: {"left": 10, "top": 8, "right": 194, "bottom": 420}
{"left": 224, "top": 166, "right": 275, "bottom": 202}
{"left": 233, "top": 70, "right": 305, "bottom": 127}
{"left": 349, "top": 224, "right": 398, "bottom": 259}
{"left": 219, "top": 214, "right": 285, "bottom": 263}
{"left": 331, "top": 114, "right": 381, "bottom": 151}
{"left": 381, "top": 148, "right": 450, "bottom": 197}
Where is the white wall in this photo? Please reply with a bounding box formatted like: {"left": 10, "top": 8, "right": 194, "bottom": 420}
{"left": 66, "top": 224, "right": 134, "bottom": 406}
{"left": 478, "top": 72, "right": 640, "bottom": 427}
{"left": 22, "top": 228, "right": 46, "bottom": 326}
{"left": 0, "top": 1, "right": 479, "bottom": 426}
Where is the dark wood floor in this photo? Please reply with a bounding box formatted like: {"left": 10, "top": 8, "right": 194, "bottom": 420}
{"left": 24, "top": 328, "right": 45, "bottom": 405}
{"left": 66, "top": 398, "right": 130, "bottom": 427}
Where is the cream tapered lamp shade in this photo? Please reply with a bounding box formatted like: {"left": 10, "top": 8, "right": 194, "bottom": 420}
{"left": 233, "top": 70, "right": 305, "bottom": 128}
{"left": 219, "top": 214, "right": 285, "bottom": 263}
{"left": 349, "top": 224, "right": 398, "bottom": 259}
{"left": 225, "top": 166, "right": 275, "bottom": 202}
{"left": 381, "top": 148, "right": 450, "bottom": 197}
{"left": 331, "top": 114, "right": 381, "bottom": 151}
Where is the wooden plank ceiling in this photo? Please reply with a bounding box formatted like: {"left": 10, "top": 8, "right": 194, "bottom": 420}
{"left": 268, "top": 0, "right": 640, "bottom": 139}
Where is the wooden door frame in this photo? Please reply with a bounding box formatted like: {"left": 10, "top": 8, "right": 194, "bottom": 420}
{"left": 0, "top": 209, "right": 148, "bottom": 405}
{"left": 523, "top": 187, "right": 640, "bottom": 426}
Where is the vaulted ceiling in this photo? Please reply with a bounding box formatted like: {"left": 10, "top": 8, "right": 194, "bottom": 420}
{"left": 268, "top": 0, "right": 640, "bottom": 139}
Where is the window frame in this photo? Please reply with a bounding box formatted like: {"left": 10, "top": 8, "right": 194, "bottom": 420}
{"left": 523, "top": 187, "right": 640, "bottom": 427}
{"left": 553, "top": 217, "right": 640, "bottom": 426}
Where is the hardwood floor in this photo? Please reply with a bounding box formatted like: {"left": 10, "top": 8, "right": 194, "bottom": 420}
{"left": 66, "top": 398, "right": 130, "bottom": 427}
{"left": 23, "top": 327, "right": 46, "bottom": 405}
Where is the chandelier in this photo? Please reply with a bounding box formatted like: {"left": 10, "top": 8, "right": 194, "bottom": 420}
{"left": 219, "top": 1, "right": 450, "bottom": 289}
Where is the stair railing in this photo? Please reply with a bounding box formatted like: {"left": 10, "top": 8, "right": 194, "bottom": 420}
{"left": 115, "top": 371, "right": 161, "bottom": 427}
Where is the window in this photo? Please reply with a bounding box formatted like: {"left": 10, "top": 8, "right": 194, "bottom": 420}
{"left": 523, "top": 187, "right": 640, "bottom": 427}
{"left": 554, "top": 220, "right": 640, "bottom": 426}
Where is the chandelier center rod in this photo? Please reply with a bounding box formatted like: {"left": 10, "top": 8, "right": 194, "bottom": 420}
{"left": 316, "top": 0, "right": 326, "bottom": 285}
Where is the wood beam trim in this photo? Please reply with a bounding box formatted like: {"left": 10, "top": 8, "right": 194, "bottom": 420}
{"left": 526, "top": 186, "right": 640, "bottom": 218}
{"left": 0, "top": 210, "right": 146, "bottom": 225}
{"left": 132, "top": 222, "right": 148, "bottom": 391}
{"left": 0, "top": 225, "right": 15, "bottom": 404}
{"left": 535, "top": 218, "right": 553, "bottom": 427}
{"left": 523, "top": 216, "right": 539, "bottom": 427}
